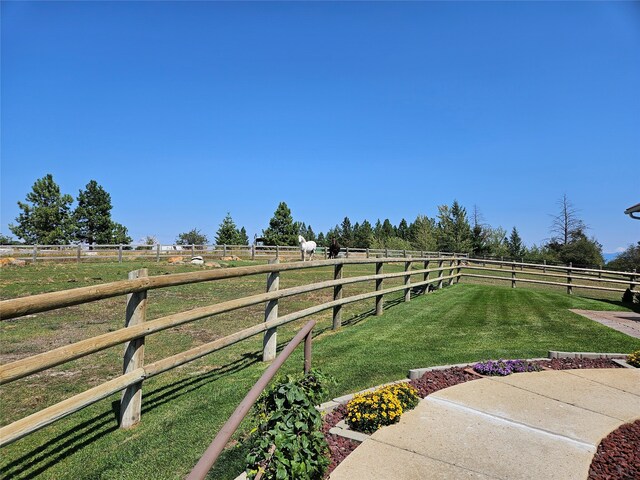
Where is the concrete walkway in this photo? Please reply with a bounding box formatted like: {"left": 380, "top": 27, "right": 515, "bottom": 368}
{"left": 330, "top": 368, "right": 640, "bottom": 480}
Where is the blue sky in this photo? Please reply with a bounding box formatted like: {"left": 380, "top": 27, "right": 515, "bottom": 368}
{"left": 1, "top": 1, "right": 638, "bottom": 252}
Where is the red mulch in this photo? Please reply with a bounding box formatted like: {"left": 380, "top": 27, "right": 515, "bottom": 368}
{"left": 322, "top": 358, "right": 631, "bottom": 477}
{"left": 588, "top": 420, "right": 640, "bottom": 480}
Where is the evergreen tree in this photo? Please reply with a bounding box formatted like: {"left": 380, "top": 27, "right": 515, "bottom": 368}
{"left": 216, "top": 213, "right": 242, "bottom": 244}
{"left": 262, "top": 202, "right": 298, "bottom": 246}
{"left": 436, "top": 201, "right": 472, "bottom": 253}
{"left": 408, "top": 215, "right": 437, "bottom": 251}
{"left": 305, "top": 225, "right": 316, "bottom": 242}
{"left": 397, "top": 218, "right": 409, "bottom": 240}
{"left": 110, "top": 222, "right": 132, "bottom": 245}
{"left": 373, "top": 219, "right": 383, "bottom": 239}
{"left": 316, "top": 232, "right": 326, "bottom": 247}
{"left": 238, "top": 227, "right": 249, "bottom": 245}
{"left": 353, "top": 220, "right": 374, "bottom": 248}
{"left": 506, "top": 227, "right": 525, "bottom": 258}
{"left": 73, "top": 180, "right": 115, "bottom": 246}
{"left": 339, "top": 217, "right": 353, "bottom": 247}
{"left": 9, "top": 174, "right": 74, "bottom": 244}
{"left": 176, "top": 228, "right": 209, "bottom": 246}
{"left": 381, "top": 219, "right": 394, "bottom": 239}
{"left": 470, "top": 205, "right": 489, "bottom": 256}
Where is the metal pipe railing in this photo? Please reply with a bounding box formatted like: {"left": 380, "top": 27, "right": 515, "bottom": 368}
{"left": 186, "top": 320, "right": 316, "bottom": 480}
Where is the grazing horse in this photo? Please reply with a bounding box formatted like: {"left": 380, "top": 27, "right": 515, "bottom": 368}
{"left": 328, "top": 239, "right": 340, "bottom": 259}
{"left": 298, "top": 235, "right": 317, "bottom": 261}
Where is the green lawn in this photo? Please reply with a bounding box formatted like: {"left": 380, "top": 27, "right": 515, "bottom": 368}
{"left": 1, "top": 262, "right": 639, "bottom": 479}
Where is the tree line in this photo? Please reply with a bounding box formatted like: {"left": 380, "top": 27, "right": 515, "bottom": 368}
{"left": 3, "top": 175, "right": 638, "bottom": 270}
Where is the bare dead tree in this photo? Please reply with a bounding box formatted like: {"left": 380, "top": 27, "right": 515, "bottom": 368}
{"left": 549, "top": 194, "right": 586, "bottom": 245}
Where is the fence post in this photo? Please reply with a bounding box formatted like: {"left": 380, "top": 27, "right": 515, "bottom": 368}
{"left": 366, "top": 248, "right": 370, "bottom": 259}
{"left": 483, "top": 255, "right": 486, "bottom": 267}
{"left": 120, "top": 268, "right": 148, "bottom": 429}
{"left": 448, "top": 259, "right": 455, "bottom": 286}
{"left": 333, "top": 263, "right": 343, "bottom": 329}
{"left": 423, "top": 259, "right": 430, "bottom": 292}
{"left": 500, "top": 256, "right": 504, "bottom": 268}
{"left": 118, "top": 244, "right": 123, "bottom": 263}
{"left": 521, "top": 258, "right": 524, "bottom": 271}
{"left": 191, "top": 244, "right": 195, "bottom": 257}
{"left": 630, "top": 269, "right": 637, "bottom": 292}
{"left": 567, "top": 262, "right": 573, "bottom": 295}
{"left": 511, "top": 261, "right": 516, "bottom": 288}
{"left": 438, "top": 259, "right": 444, "bottom": 289}
{"left": 543, "top": 259, "right": 546, "bottom": 273}
{"left": 456, "top": 258, "right": 462, "bottom": 284}
{"left": 376, "top": 259, "right": 384, "bottom": 315}
{"left": 346, "top": 247, "right": 349, "bottom": 258}
{"left": 404, "top": 256, "right": 412, "bottom": 302}
{"left": 304, "top": 330, "right": 312, "bottom": 375}
{"left": 251, "top": 244, "right": 256, "bottom": 261}
{"left": 599, "top": 265, "right": 602, "bottom": 279}
{"left": 156, "top": 244, "right": 160, "bottom": 263}
{"left": 276, "top": 245, "right": 280, "bottom": 260}
{"left": 223, "top": 244, "right": 227, "bottom": 258}
{"left": 263, "top": 258, "right": 279, "bottom": 361}
{"left": 385, "top": 248, "right": 389, "bottom": 257}
{"left": 77, "top": 245, "right": 81, "bottom": 263}
{"left": 32, "top": 245, "right": 38, "bottom": 263}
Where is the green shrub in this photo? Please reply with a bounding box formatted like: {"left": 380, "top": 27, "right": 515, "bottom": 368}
{"left": 628, "top": 350, "right": 640, "bottom": 368}
{"left": 346, "top": 383, "right": 419, "bottom": 434}
{"left": 245, "top": 370, "right": 331, "bottom": 480}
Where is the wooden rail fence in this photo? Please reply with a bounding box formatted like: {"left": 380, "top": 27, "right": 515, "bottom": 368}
{"left": 0, "top": 243, "right": 461, "bottom": 264}
{"left": 0, "top": 255, "right": 636, "bottom": 448}
{"left": 0, "top": 256, "right": 461, "bottom": 447}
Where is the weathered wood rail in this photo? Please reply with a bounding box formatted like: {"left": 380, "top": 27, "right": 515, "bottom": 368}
{"left": 462, "top": 257, "right": 637, "bottom": 295}
{"left": 0, "top": 256, "right": 461, "bottom": 447}
{"left": 0, "top": 243, "right": 459, "bottom": 264}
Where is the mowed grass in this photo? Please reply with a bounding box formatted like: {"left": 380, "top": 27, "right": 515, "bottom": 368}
{"left": 1, "top": 260, "right": 639, "bottom": 479}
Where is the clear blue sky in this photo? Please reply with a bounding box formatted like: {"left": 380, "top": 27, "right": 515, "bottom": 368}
{"left": 2, "top": 1, "right": 638, "bottom": 252}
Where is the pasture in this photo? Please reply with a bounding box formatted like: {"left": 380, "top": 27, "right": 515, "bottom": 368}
{"left": 1, "top": 259, "right": 639, "bottom": 479}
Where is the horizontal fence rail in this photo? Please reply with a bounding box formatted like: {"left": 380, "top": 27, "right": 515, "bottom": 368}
{"left": 0, "top": 256, "right": 461, "bottom": 447}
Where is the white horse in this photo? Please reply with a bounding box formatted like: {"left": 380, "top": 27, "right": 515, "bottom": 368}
{"left": 298, "top": 235, "right": 317, "bottom": 261}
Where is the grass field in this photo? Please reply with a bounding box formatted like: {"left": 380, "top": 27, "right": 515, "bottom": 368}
{"left": 1, "top": 260, "right": 639, "bottom": 479}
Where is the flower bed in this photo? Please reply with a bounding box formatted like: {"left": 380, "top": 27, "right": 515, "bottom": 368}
{"left": 321, "top": 357, "right": 626, "bottom": 478}
{"left": 473, "top": 359, "right": 542, "bottom": 376}
{"left": 627, "top": 349, "right": 640, "bottom": 367}
{"left": 346, "top": 383, "right": 420, "bottom": 434}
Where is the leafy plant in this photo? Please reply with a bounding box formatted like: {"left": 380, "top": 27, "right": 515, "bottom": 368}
{"left": 473, "top": 359, "right": 541, "bottom": 376}
{"left": 245, "top": 370, "right": 331, "bottom": 480}
{"left": 346, "top": 383, "right": 419, "bottom": 434}
{"left": 628, "top": 350, "right": 640, "bottom": 368}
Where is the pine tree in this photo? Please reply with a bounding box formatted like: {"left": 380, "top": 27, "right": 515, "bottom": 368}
{"left": 339, "top": 217, "right": 353, "bottom": 247}
{"left": 381, "top": 219, "right": 394, "bottom": 239}
{"left": 9, "top": 174, "right": 74, "bottom": 244}
{"left": 436, "top": 201, "right": 472, "bottom": 253}
{"left": 262, "top": 202, "right": 298, "bottom": 246}
{"left": 238, "top": 227, "right": 249, "bottom": 245}
{"left": 506, "top": 227, "right": 525, "bottom": 258}
{"left": 353, "top": 220, "right": 374, "bottom": 248}
{"left": 73, "top": 180, "right": 115, "bottom": 246}
{"left": 397, "top": 219, "right": 409, "bottom": 240}
{"left": 216, "top": 213, "right": 242, "bottom": 244}
{"left": 409, "top": 215, "right": 436, "bottom": 251}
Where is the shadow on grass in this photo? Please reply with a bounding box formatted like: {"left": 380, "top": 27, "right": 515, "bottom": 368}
{"left": 1, "top": 353, "right": 260, "bottom": 479}
{"left": 2, "top": 289, "right": 436, "bottom": 479}
{"left": 585, "top": 297, "right": 640, "bottom": 314}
